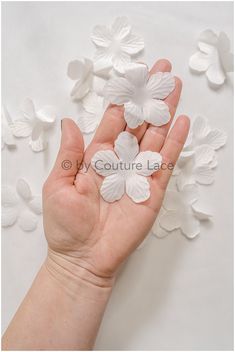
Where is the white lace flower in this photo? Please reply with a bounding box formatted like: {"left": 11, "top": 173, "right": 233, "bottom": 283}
{"left": 67, "top": 58, "right": 109, "bottom": 100}
{"left": 174, "top": 145, "right": 215, "bottom": 190}
{"left": 11, "top": 98, "right": 56, "bottom": 152}
{"left": 91, "top": 131, "right": 162, "bottom": 203}
{"left": 189, "top": 30, "right": 234, "bottom": 87}
{"left": 91, "top": 17, "right": 144, "bottom": 74}
{"left": 104, "top": 64, "right": 175, "bottom": 129}
{"left": 1, "top": 106, "right": 16, "bottom": 149}
{"left": 159, "top": 185, "right": 211, "bottom": 239}
{"left": 77, "top": 92, "right": 106, "bottom": 134}
{"left": 2, "top": 179, "right": 42, "bottom": 232}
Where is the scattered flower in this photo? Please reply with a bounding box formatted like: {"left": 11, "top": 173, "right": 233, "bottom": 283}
{"left": 159, "top": 184, "right": 211, "bottom": 239}
{"left": 91, "top": 131, "right": 162, "bottom": 203}
{"left": 104, "top": 63, "right": 175, "bottom": 129}
{"left": 189, "top": 29, "right": 234, "bottom": 87}
{"left": 67, "top": 58, "right": 109, "bottom": 100}
{"left": 2, "top": 179, "right": 42, "bottom": 231}
{"left": 11, "top": 98, "right": 57, "bottom": 152}
{"left": 91, "top": 16, "right": 144, "bottom": 74}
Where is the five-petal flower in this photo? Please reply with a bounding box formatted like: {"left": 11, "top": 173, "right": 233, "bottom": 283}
{"left": 159, "top": 184, "right": 211, "bottom": 238}
{"left": 189, "top": 29, "right": 234, "bottom": 87}
{"left": 91, "top": 131, "right": 162, "bottom": 203}
{"left": 91, "top": 17, "right": 144, "bottom": 74}
{"left": 104, "top": 64, "right": 175, "bottom": 129}
{"left": 11, "top": 98, "right": 57, "bottom": 152}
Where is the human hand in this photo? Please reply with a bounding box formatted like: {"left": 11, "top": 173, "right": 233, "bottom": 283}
{"left": 43, "top": 59, "right": 190, "bottom": 287}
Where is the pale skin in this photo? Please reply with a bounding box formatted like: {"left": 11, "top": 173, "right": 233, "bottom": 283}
{"left": 2, "top": 59, "right": 190, "bottom": 351}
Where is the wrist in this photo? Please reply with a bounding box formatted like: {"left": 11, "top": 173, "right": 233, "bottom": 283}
{"left": 44, "top": 249, "right": 114, "bottom": 299}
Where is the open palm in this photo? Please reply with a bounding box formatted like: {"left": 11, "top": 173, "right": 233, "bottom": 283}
{"left": 43, "top": 59, "right": 189, "bottom": 280}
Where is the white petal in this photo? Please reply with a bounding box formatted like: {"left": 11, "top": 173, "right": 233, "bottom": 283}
{"left": 144, "top": 99, "right": 171, "bottom": 126}
{"left": 94, "top": 48, "right": 113, "bottom": 68}
{"left": 100, "top": 174, "right": 125, "bottom": 202}
{"left": 126, "top": 174, "right": 150, "bottom": 203}
{"left": 2, "top": 208, "right": 19, "bottom": 227}
{"left": 18, "top": 211, "right": 38, "bottom": 232}
{"left": 209, "top": 154, "right": 218, "bottom": 169}
{"left": 147, "top": 72, "right": 175, "bottom": 99}
{"left": 71, "top": 76, "right": 93, "bottom": 100}
{"left": 176, "top": 172, "right": 195, "bottom": 192}
{"left": 152, "top": 223, "right": 169, "bottom": 238}
{"left": 203, "top": 129, "right": 227, "bottom": 150}
{"left": 221, "top": 52, "right": 234, "bottom": 73}
{"left": 193, "top": 115, "right": 209, "bottom": 139}
{"left": 31, "top": 123, "right": 43, "bottom": 141}
{"left": 218, "top": 32, "right": 230, "bottom": 53}
{"left": 91, "top": 150, "right": 119, "bottom": 176}
{"left": 181, "top": 184, "right": 199, "bottom": 205}
{"left": 124, "top": 101, "right": 144, "bottom": 128}
{"left": 163, "top": 190, "right": 180, "bottom": 211}
{"left": 2, "top": 123, "right": 15, "bottom": 147}
{"left": 29, "top": 134, "right": 47, "bottom": 152}
{"left": 194, "top": 145, "right": 214, "bottom": 166}
{"left": 113, "top": 51, "right": 131, "bottom": 74}
{"left": 183, "top": 132, "right": 193, "bottom": 150}
{"left": 189, "top": 51, "right": 210, "bottom": 72}
{"left": 125, "top": 63, "right": 148, "bottom": 87}
{"left": 11, "top": 120, "right": 33, "bottom": 137}
{"left": 181, "top": 215, "right": 200, "bottom": 239}
{"left": 159, "top": 210, "right": 181, "bottom": 231}
{"left": 20, "top": 98, "right": 36, "bottom": 120}
{"left": 36, "top": 106, "right": 57, "bottom": 124}
{"left": 111, "top": 17, "right": 131, "bottom": 40}
{"left": 67, "top": 59, "right": 86, "bottom": 80}
{"left": 92, "top": 75, "right": 107, "bottom": 96}
{"left": 91, "top": 25, "right": 112, "bottom": 47}
{"left": 2, "top": 186, "right": 18, "bottom": 206}
{"left": 2, "top": 105, "right": 13, "bottom": 124}
{"left": 134, "top": 151, "right": 162, "bottom": 176}
{"left": 206, "top": 62, "right": 226, "bottom": 86}
{"left": 104, "top": 77, "right": 134, "bottom": 104}
{"left": 194, "top": 165, "right": 214, "bottom": 185}
{"left": 192, "top": 202, "right": 212, "bottom": 220}
{"left": 78, "top": 112, "right": 100, "bottom": 134}
{"left": 16, "top": 178, "right": 32, "bottom": 200}
{"left": 120, "top": 33, "right": 144, "bottom": 55}
{"left": 198, "top": 29, "right": 218, "bottom": 47}
{"left": 28, "top": 196, "right": 42, "bottom": 215}
{"left": 82, "top": 92, "right": 104, "bottom": 114}
{"left": 114, "top": 131, "right": 139, "bottom": 162}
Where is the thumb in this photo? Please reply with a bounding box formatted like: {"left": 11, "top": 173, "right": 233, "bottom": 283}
{"left": 48, "top": 118, "right": 84, "bottom": 184}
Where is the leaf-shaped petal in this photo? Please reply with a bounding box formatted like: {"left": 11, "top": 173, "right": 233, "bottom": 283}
{"left": 159, "top": 210, "right": 181, "bottom": 231}
{"left": 194, "top": 165, "right": 214, "bottom": 185}
{"left": 16, "top": 179, "right": 32, "bottom": 200}
{"left": 111, "top": 17, "right": 131, "bottom": 40}
{"left": 134, "top": 151, "right": 162, "bottom": 176}
{"left": 181, "top": 215, "right": 200, "bottom": 239}
{"left": 2, "top": 208, "right": 19, "bottom": 227}
{"left": 114, "top": 131, "right": 139, "bottom": 162}
{"left": 29, "top": 134, "right": 47, "bottom": 152}
{"left": 146, "top": 72, "right": 175, "bottom": 99}
{"left": 125, "top": 63, "right": 148, "bottom": 87}
{"left": 189, "top": 51, "right": 210, "bottom": 72}
{"left": 18, "top": 211, "right": 38, "bottom": 232}
{"left": 203, "top": 129, "right": 227, "bottom": 150}
{"left": 113, "top": 51, "right": 131, "bottom": 74}
{"left": 77, "top": 112, "right": 100, "bottom": 134}
{"left": 11, "top": 120, "right": 33, "bottom": 137}
{"left": 36, "top": 106, "right": 57, "bottom": 124}
{"left": 2, "top": 186, "right": 18, "bottom": 206}
{"left": 126, "top": 174, "right": 150, "bottom": 203}
{"left": 193, "top": 115, "right": 209, "bottom": 139}
{"left": 192, "top": 202, "right": 212, "bottom": 220}
{"left": 120, "top": 33, "right": 144, "bottom": 55}
{"left": 91, "top": 150, "right": 119, "bottom": 176}
{"left": 194, "top": 145, "right": 214, "bottom": 166}
{"left": 100, "top": 174, "right": 125, "bottom": 202}
{"left": 91, "top": 25, "right": 112, "bottom": 47}
{"left": 124, "top": 101, "right": 144, "bottom": 128}
{"left": 206, "top": 62, "right": 226, "bottom": 87}
{"left": 144, "top": 99, "right": 171, "bottom": 126}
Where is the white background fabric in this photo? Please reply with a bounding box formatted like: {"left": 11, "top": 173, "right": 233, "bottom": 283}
{"left": 2, "top": 2, "right": 233, "bottom": 350}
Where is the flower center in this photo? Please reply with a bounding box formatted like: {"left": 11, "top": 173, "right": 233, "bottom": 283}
{"left": 132, "top": 87, "right": 149, "bottom": 105}
{"left": 109, "top": 39, "right": 122, "bottom": 55}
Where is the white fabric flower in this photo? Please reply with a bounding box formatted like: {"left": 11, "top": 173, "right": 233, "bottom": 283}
{"left": 189, "top": 30, "right": 234, "bottom": 87}
{"left": 174, "top": 145, "right": 215, "bottom": 190}
{"left": 78, "top": 92, "right": 106, "bottom": 134}
{"left": 91, "top": 131, "right": 162, "bottom": 203}
{"left": 159, "top": 185, "right": 211, "bottom": 239}
{"left": 11, "top": 98, "right": 56, "bottom": 152}
{"left": 2, "top": 179, "right": 42, "bottom": 231}
{"left": 1, "top": 106, "right": 16, "bottom": 149}
{"left": 91, "top": 17, "right": 144, "bottom": 74}
{"left": 104, "top": 64, "right": 175, "bottom": 129}
{"left": 67, "top": 58, "right": 109, "bottom": 100}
